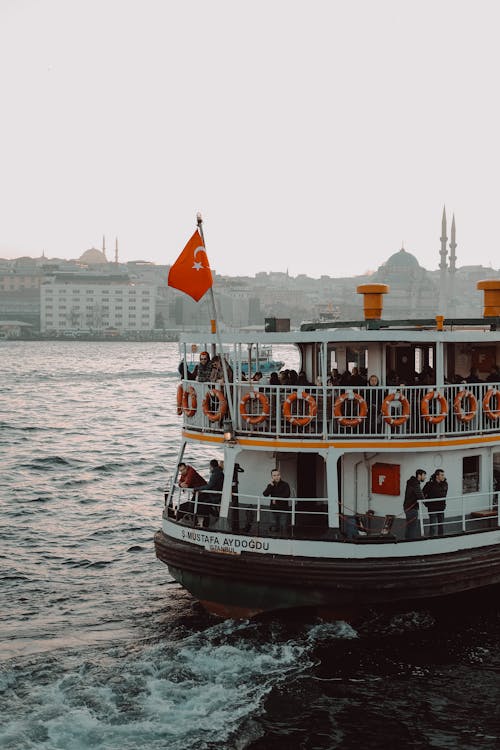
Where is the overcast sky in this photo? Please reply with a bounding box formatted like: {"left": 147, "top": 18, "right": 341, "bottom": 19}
{"left": 1, "top": 0, "right": 499, "bottom": 278}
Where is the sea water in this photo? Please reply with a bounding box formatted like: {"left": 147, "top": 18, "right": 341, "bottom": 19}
{"left": 1, "top": 341, "right": 500, "bottom": 749}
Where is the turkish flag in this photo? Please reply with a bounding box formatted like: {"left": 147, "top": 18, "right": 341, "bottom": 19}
{"left": 168, "top": 229, "right": 213, "bottom": 302}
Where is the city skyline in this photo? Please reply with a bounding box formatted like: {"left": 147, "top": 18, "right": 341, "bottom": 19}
{"left": 1, "top": 2, "right": 500, "bottom": 277}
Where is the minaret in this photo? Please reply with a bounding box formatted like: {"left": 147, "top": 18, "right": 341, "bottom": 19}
{"left": 439, "top": 206, "right": 448, "bottom": 314}
{"left": 115, "top": 237, "right": 119, "bottom": 265}
{"left": 102, "top": 235, "right": 106, "bottom": 260}
{"left": 449, "top": 214, "right": 457, "bottom": 272}
{"left": 448, "top": 214, "right": 457, "bottom": 316}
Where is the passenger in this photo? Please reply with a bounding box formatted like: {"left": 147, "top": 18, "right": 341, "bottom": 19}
{"left": 193, "top": 351, "right": 212, "bottom": 382}
{"left": 279, "top": 370, "right": 290, "bottom": 386}
{"left": 420, "top": 366, "right": 435, "bottom": 385}
{"left": 194, "top": 458, "right": 224, "bottom": 527}
{"left": 251, "top": 371, "right": 263, "bottom": 383}
{"left": 465, "top": 367, "right": 483, "bottom": 384}
{"left": 178, "top": 462, "right": 206, "bottom": 488}
{"left": 177, "top": 361, "right": 194, "bottom": 380}
{"left": 486, "top": 364, "right": 500, "bottom": 383}
{"left": 297, "top": 370, "right": 310, "bottom": 386}
{"left": 344, "top": 509, "right": 375, "bottom": 539}
{"left": 210, "top": 354, "right": 233, "bottom": 385}
{"left": 328, "top": 368, "right": 340, "bottom": 386}
{"left": 269, "top": 371, "right": 280, "bottom": 386}
{"left": 176, "top": 462, "right": 207, "bottom": 520}
{"left": 289, "top": 369, "right": 298, "bottom": 385}
{"left": 423, "top": 469, "right": 448, "bottom": 537}
{"left": 339, "top": 370, "right": 352, "bottom": 386}
{"left": 366, "top": 374, "right": 381, "bottom": 433}
{"left": 386, "top": 370, "right": 399, "bottom": 386}
{"left": 263, "top": 468, "right": 291, "bottom": 534}
{"left": 350, "top": 366, "right": 366, "bottom": 386}
{"left": 404, "top": 469, "right": 426, "bottom": 540}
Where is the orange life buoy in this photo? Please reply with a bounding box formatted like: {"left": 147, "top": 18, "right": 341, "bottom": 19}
{"left": 239, "top": 391, "right": 270, "bottom": 425}
{"left": 421, "top": 390, "right": 448, "bottom": 424}
{"left": 334, "top": 392, "right": 368, "bottom": 427}
{"left": 202, "top": 389, "right": 228, "bottom": 422}
{"left": 181, "top": 385, "right": 197, "bottom": 418}
{"left": 483, "top": 388, "right": 500, "bottom": 421}
{"left": 176, "top": 384, "right": 184, "bottom": 415}
{"left": 453, "top": 390, "right": 477, "bottom": 423}
{"left": 381, "top": 392, "right": 410, "bottom": 427}
{"left": 282, "top": 390, "right": 318, "bottom": 427}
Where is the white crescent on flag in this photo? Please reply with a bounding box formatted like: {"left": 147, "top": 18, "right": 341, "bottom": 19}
{"left": 193, "top": 245, "right": 205, "bottom": 270}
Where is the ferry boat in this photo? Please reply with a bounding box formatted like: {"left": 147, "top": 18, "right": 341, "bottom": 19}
{"left": 154, "top": 281, "right": 500, "bottom": 619}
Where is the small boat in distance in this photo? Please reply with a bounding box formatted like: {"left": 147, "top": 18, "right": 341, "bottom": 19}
{"left": 155, "top": 280, "right": 500, "bottom": 620}
{"left": 229, "top": 344, "right": 284, "bottom": 376}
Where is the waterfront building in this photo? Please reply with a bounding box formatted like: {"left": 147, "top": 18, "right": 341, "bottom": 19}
{"left": 40, "top": 273, "right": 156, "bottom": 334}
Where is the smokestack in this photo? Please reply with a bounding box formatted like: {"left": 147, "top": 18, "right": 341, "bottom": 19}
{"left": 356, "top": 284, "right": 390, "bottom": 320}
{"left": 477, "top": 280, "right": 500, "bottom": 317}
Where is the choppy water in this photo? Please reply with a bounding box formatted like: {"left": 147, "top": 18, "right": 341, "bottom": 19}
{"left": 2, "top": 341, "right": 500, "bottom": 749}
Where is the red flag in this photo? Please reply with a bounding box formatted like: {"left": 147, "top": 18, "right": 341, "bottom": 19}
{"left": 168, "top": 229, "right": 213, "bottom": 302}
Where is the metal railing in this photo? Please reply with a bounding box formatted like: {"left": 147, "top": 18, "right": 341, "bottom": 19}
{"left": 178, "top": 379, "right": 500, "bottom": 440}
{"left": 165, "top": 486, "right": 499, "bottom": 542}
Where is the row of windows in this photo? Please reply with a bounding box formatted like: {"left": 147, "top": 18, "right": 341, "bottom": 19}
{"left": 43, "top": 304, "right": 151, "bottom": 311}
{"left": 44, "top": 289, "right": 151, "bottom": 296}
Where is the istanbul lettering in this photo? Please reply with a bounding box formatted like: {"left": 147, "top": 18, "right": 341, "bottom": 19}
{"left": 181, "top": 528, "right": 270, "bottom": 553}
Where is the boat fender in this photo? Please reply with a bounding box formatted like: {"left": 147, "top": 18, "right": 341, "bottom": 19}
{"left": 453, "top": 389, "right": 477, "bottom": 423}
{"left": 283, "top": 391, "right": 318, "bottom": 427}
{"left": 333, "top": 391, "right": 368, "bottom": 427}
{"left": 381, "top": 392, "right": 410, "bottom": 427}
{"left": 240, "top": 391, "right": 270, "bottom": 425}
{"left": 483, "top": 388, "right": 500, "bottom": 421}
{"left": 202, "top": 389, "right": 228, "bottom": 422}
{"left": 182, "top": 385, "right": 198, "bottom": 418}
{"left": 421, "top": 390, "right": 448, "bottom": 424}
{"left": 176, "top": 384, "right": 184, "bottom": 416}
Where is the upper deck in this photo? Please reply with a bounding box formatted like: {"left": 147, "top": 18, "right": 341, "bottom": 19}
{"left": 177, "top": 282, "right": 500, "bottom": 446}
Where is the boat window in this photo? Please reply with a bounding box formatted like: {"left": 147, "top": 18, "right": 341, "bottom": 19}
{"left": 386, "top": 344, "right": 435, "bottom": 385}
{"left": 463, "top": 455, "right": 480, "bottom": 494}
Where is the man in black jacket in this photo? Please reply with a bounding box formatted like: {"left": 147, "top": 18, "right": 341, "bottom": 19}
{"left": 263, "top": 469, "right": 291, "bottom": 533}
{"left": 423, "top": 469, "right": 448, "bottom": 537}
{"left": 404, "top": 469, "right": 426, "bottom": 540}
{"left": 194, "top": 458, "right": 224, "bottom": 527}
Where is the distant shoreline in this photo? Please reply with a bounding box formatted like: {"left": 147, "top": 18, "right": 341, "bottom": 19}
{"left": 3, "top": 334, "right": 180, "bottom": 343}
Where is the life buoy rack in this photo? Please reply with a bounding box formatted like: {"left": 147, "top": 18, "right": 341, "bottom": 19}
{"left": 176, "top": 384, "right": 184, "bottom": 416}
{"left": 239, "top": 391, "right": 270, "bottom": 425}
{"left": 181, "top": 385, "right": 197, "bottom": 418}
{"left": 483, "top": 388, "right": 500, "bottom": 421}
{"left": 334, "top": 392, "right": 368, "bottom": 428}
{"left": 381, "top": 392, "right": 410, "bottom": 427}
{"left": 283, "top": 390, "right": 317, "bottom": 427}
{"left": 202, "top": 389, "right": 228, "bottom": 422}
{"left": 421, "top": 390, "right": 448, "bottom": 424}
{"left": 453, "top": 389, "right": 477, "bottom": 423}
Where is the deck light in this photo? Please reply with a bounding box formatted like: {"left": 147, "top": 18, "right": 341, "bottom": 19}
{"left": 223, "top": 419, "right": 236, "bottom": 443}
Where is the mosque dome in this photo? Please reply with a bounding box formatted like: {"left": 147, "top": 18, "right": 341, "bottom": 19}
{"left": 384, "top": 248, "right": 420, "bottom": 269}
{"left": 79, "top": 247, "right": 107, "bottom": 264}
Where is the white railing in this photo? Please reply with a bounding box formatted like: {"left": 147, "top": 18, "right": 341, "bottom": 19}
{"left": 165, "top": 486, "right": 499, "bottom": 541}
{"left": 418, "top": 490, "right": 499, "bottom": 536}
{"left": 177, "top": 379, "right": 500, "bottom": 440}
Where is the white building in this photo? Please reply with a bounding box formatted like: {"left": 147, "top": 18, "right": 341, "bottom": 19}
{"left": 40, "top": 273, "right": 156, "bottom": 334}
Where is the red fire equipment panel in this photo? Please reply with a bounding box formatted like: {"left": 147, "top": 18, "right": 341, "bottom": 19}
{"left": 371, "top": 462, "right": 400, "bottom": 496}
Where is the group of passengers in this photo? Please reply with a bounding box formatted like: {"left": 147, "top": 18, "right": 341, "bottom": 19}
{"left": 176, "top": 458, "right": 224, "bottom": 527}
{"left": 178, "top": 351, "right": 234, "bottom": 386}
{"left": 175, "top": 461, "right": 292, "bottom": 535}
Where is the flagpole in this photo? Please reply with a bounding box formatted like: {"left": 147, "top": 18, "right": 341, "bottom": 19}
{"left": 196, "top": 213, "right": 235, "bottom": 426}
